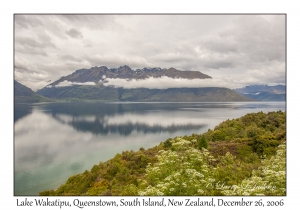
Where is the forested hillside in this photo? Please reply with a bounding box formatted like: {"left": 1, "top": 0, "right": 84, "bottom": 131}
{"left": 37, "top": 85, "right": 252, "bottom": 102}
{"left": 14, "top": 80, "right": 54, "bottom": 103}
{"left": 40, "top": 111, "right": 286, "bottom": 196}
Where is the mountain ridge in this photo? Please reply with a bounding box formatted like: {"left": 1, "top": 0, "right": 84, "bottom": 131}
{"left": 232, "top": 85, "right": 286, "bottom": 101}
{"left": 36, "top": 65, "right": 255, "bottom": 102}
{"left": 47, "top": 65, "right": 212, "bottom": 87}
{"left": 14, "top": 80, "right": 55, "bottom": 103}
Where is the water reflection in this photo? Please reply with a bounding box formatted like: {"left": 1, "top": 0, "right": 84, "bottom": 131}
{"left": 14, "top": 102, "right": 285, "bottom": 195}
{"left": 14, "top": 104, "right": 32, "bottom": 123}
{"left": 52, "top": 112, "right": 207, "bottom": 136}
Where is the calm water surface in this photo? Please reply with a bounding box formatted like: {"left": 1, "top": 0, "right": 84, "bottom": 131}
{"left": 14, "top": 102, "right": 285, "bottom": 195}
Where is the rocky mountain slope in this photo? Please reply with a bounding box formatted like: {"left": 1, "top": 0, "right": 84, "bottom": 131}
{"left": 47, "top": 65, "right": 212, "bottom": 87}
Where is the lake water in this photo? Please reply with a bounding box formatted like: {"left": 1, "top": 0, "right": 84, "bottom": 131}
{"left": 14, "top": 102, "right": 285, "bottom": 195}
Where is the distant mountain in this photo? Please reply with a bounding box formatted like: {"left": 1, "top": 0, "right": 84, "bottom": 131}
{"left": 47, "top": 65, "right": 211, "bottom": 87}
{"left": 37, "top": 65, "right": 255, "bottom": 102}
{"left": 14, "top": 80, "right": 54, "bottom": 103}
{"left": 233, "top": 85, "right": 286, "bottom": 101}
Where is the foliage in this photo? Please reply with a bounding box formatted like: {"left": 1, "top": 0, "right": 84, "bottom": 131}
{"left": 197, "top": 136, "right": 208, "bottom": 149}
{"left": 220, "top": 143, "right": 286, "bottom": 196}
{"left": 40, "top": 146, "right": 162, "bottom": 196}
{"left": 138, "top": 138, "right": 217, "bottom": 196}
{"left": 39, "top": 111, "right": 286, "bottom": 196}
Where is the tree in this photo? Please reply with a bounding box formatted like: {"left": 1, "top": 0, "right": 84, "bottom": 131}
{"left": 198, "top": 136, "right": 208, "bottom": 149}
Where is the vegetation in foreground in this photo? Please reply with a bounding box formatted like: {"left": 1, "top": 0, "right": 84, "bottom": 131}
{"left": 40, "top": 111, "right": 286, "bottom": 196}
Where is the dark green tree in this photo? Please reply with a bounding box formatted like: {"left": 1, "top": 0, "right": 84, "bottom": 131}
{"left": 198, "top": 136, "right": 208, "bottom": 149}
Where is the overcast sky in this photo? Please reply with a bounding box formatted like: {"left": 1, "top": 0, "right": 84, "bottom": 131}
{"left": 14, "top": 14, "right": 286, "bottom": 90}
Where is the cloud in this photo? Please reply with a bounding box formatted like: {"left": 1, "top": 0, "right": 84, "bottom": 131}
{"left": 14, "top": 15, "right": 286, "bottom": 90}
{"left": 66, "top": 28, "right": 83, "bottom": 39}
{"left": 59, "top": 15, "right": 120, "bottom": 30}
{"left": 85, "top": 54, "right": 153, "bottom": 68}
{"left": 14, "top": 15, "right": 44, "bottom": 29}
{"left": 15, "top": 35, "right": 57, "bottom": 57}
{"left": 51, "top": 80, "right": 96, "bottom": 87}
{"left": 103, "top": 76, "right": 236, "bottom": 89}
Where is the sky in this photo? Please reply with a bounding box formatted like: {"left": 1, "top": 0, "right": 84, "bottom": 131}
{"left": 14, "top": 14, "right": 286, "bottom": 90}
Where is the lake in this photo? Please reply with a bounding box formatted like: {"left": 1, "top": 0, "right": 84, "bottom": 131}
{"left": 14, "top": 101, "right": 285, "bottom": 195}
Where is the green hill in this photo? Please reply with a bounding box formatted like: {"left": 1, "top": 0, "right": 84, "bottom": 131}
{"left": 37, "top": 85, "right": 253, "bottom": 102}
{"left": 14, "top": 80, "right": 55, "bottom": 103}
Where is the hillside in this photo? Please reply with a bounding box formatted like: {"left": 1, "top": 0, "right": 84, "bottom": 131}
{"left": 233, "top": 85, "right": 286, "bottom": 101}
{"left": 38, "top": 85, "right": 253, "bottom": 102}
{"left": 40, "top": 111, "right": 286, "bottom": 196}
{"left": 14, "top": 80, "right": 55, "bottom": 103}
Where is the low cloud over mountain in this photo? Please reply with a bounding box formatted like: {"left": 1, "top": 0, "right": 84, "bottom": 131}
{"left": 46, "top": 65, "right": 213, "bottom": 89}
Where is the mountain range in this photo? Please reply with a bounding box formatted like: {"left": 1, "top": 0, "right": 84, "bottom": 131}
{"left": 232, "top": 85, "right": 286, "bottom": 101}
{"left": 47, "top": 65, "right": 211, "bottom": 87}
{"left": 15, "top": 66, "right": 285, "bottom": 102}
{"left": 36, "top": 66, "right": 251, "bottom": 102}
